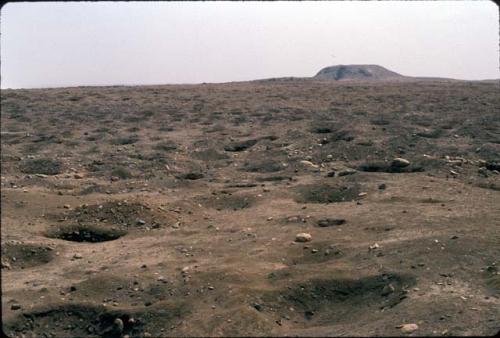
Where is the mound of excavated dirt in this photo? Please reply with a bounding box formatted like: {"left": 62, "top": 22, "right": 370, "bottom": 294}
{"left": 294, "top": 183, "right": 362, "bottom": 203}
{"left": 56, "top": 201, "right": 169, "bottom": 229}
{"left": 196, "top": 192, "right": 256, "bottom": 210}
{"left": 19, "top": 158, "right": 63, "bottom": 175}
{"left": 1, "top": 242, "right": 55, "bottom": 270}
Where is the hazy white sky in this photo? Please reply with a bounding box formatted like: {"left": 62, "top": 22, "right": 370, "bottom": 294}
{"left": 1, "top": 1, "right": 499, "bottom": 88}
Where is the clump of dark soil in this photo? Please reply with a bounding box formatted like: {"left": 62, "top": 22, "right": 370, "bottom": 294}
{"left": 1, "top": 243, "right": 54, "bottom": 270}
{"left": 192, "top": 149, "right": 229, "bottom": 161}
{"left": 242, "top": 160, "right": 283, "bottom": 173}
{"left": 255, "top": 175, "right": 293, "bottom": 182}
{"left": 197, "top": 193, "right": 256, "bottom": 210}
{"left": 110, "top": 166, "right": 134, "bottom": 179}
{"left": 294, "top": 183, "right": 362, "bottom": 203}
{"left": 224, "top": 139, "right": 258, "bottom": 152}
{"left": 111, "top": 135, "right": 139, "bottom": 145}
{"left": 263, "top": 273, "right": 415, "bottom": 322}
{"left": 153, "top": 140, "right": 177, "bottom": 152}
{"left": 19, "top": 158, "right": 63, "bottom": 175}
{"left": 357, "top": 161, "right": 424, "bottom": 173}
{"left": 46, "top": 224, "right": 127, "bottom": 243}
{"left": 177, "top": 172, "right": 204, "bottom": 180}
{"left": 316, "top": 218, "right": 346, "bottom": 227}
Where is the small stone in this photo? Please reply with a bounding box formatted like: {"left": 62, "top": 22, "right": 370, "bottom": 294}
{"left": 378, "top": 183, "right": 386, "bottom": 190}
{"left": 73, "top": 253, "right": 83, "bottom": 259}
{"left": 381, "top": 283, "right": 395, "bottom": 296}
{"left": 110, "top": 176, "right": 119, "bottom": 181}
{"left": 299, "top": 160, "right": 319, "bottom": 168}
{"left": 11, "top": 303, "right": 22, "bottom": 310}
{"left": 369, "top": 243, "right": 380, "bottom": 250}
{"left": 392, "top": 158, "right": 410, "bottom": 168}
{"left": 136, "top": 219, "right": 146, "bottom": 225}
{"left": 74, "top": 173, "right": 84, "bottom": 179}
{"left": 400, "top": 323, "right": 418, "bottom": 334}
{"left": 337, "top": 168, "right": 357, "bottom": 176}
{"left": 295, "top": 233, "right": 312, "bottom": 242}
{"left": 63, "top": 204, "right": 71, "bottom": 209}
{"left": 252, "top": 303, "right": 263, "bottom": 311}
{"left": 113, "top": 318, "right": 124, "bottom": 333}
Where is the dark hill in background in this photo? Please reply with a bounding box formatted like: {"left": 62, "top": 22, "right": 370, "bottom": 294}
{"left": 314, "top": 64, "right": 406, "bottom": 81}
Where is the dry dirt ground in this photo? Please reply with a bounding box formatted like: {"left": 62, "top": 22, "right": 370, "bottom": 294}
{"left": 1, "top": 79, "right": 499, "bottom": 337}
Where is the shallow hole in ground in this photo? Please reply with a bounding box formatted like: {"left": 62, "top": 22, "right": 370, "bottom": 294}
{"left": 46, "top": 224, "right": 127, "bottom": 243}
{"left": 261, "top": 273, "right": 415, "bottom": 324}
{"left": 3, "top": 303, "right": 144, "bottom": 338}
{"left": 316, "top": 218, "right": 346, "bottom": 227}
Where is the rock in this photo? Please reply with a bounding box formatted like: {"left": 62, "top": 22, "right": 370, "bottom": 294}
{"left": 391, "top": 158, "right": 410, "bottom": 168}
{"left": 295, "top": 233, "right": 312, "bottom": 242}
{"left": 11, "top": 303, "right": 21, "bottom": 310}
{"left": 369, "top": 243, "right": 380, "bottom": 250}
{"left": 400, "top": 323, "right": 419, "bottom": 334}
{"left": 1, "top": 260, "right": 12, "bottom": 269}
{"left": 63, "top": 204, "right": 71, "bottom": 209}
{"left": 378, "top": 183, "right": 386, "bottom": 190}
{"left": 381, "top": 283, "right": 395, "bottom": 296}
{"left": 252, "top": 303, "right": 263, "bottom": 311}
{"left": 337, "top": 169, "right": 357, "bottom": 176}
{"left": 74, "top": 173, "right": 84, "bottom": 179}
{"left": 110, "top": 176, "right": 119, "bottom": 181}
{"left": 300, "top": 160, "right": 319, "bottom": 168}
{"left": 73, "top": 253, "right": 83, "bottom": 259}
{"left": 136, "top": 219, "right": 146, "bottom": 225}
{"left": 326, "top": 171, "right": 336, "bottom": 177}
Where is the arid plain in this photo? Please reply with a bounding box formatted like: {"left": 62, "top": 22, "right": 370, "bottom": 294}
{"left": 1, "top": 76, "right": 499, "bottom": 337}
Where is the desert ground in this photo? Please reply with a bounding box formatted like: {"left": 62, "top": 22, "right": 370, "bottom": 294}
{"left": 1, "top": 78, "right": 499, "bottom": 337}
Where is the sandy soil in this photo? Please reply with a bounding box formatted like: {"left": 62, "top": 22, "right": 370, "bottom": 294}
{"left": 1, "top": 79, "right": 499, "bottom": 337}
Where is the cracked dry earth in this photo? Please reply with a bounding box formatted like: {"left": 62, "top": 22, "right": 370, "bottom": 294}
{"left": 1, "top": 79, "right": 499, "bottom": 337}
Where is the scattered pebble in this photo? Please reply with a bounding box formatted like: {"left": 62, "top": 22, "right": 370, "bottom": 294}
{"left": 400, "top": 323, "right": 418, "bottom": 334}
{"left": 295, "top": 233, "right": 312, "bottom": 242}
{"left": 11, "top": 303, "right": 21, "bottom": 310}
{"left": 392, "top": 158, "right": 410, "bottom": 168}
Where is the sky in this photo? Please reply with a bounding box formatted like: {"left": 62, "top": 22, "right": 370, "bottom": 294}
{"left": 1, "top": 1, "right": 499, "bottom": 89}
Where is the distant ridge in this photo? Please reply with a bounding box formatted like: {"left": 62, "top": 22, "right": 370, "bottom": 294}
{"left": 314, "top": 64, "right": 406, "bottom": 81}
